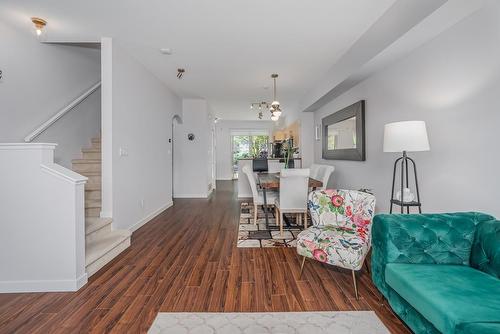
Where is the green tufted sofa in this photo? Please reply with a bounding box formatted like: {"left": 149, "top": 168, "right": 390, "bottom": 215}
{"left": 371, "top": 212, "right": 500, "bottom": 334}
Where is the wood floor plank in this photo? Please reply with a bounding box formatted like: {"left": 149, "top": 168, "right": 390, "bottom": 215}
{"left": 0, "top": 181, "right": 411, "bottom": 334}
{"left": 207, "top": 270, "right": 230, "bottom": 312}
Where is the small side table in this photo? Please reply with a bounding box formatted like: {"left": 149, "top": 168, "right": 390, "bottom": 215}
{"left": 390, "top": 199, "right": 422, "bottom": 214}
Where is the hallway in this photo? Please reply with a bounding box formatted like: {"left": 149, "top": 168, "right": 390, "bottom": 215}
{"left": 0, "top": 181, "right": 409, "bottom": 333}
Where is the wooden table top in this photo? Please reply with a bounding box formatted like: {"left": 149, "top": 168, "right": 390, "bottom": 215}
{"left": 257, "top": 172, "right": 323, "bottom": 189}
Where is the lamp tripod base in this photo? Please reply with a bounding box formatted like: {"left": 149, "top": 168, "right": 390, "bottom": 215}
{"left": 389, "top": 151, "right": 422, "bottom": 214}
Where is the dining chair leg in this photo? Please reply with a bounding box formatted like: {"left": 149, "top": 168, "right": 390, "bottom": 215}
{"left": 352, "top": 270, "right": 359, "bottom": 300}
{"left": 254, "top": 204, "right": 258, "bottom": 225}
{"left": 299, "top": 256, "right": 306, "bottom": 278}
{"left": 280, "top": 212, "right": 284, "bottom": 236}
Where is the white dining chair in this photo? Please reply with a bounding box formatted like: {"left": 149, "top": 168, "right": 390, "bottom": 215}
{"left": 309, "top": 164, "right": 322, "bottom": 180}
{"left": 318, "top": 165, "right": 334, "bottom": 190}
{"left": 268, "top": 161, "right": 285, "bottom": 173}
{"left": 310, "top": 164, "right": 335, "bottom": 190}
{"left": 242, "top": 165, "right": 278, "bottom": 224}
{"left": 275, "top": 168, "right": 310, "bottom": 235}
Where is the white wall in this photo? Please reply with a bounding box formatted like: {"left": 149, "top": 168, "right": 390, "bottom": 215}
{"left": 0, "top": 20, "right": 101, "bottom": 162}
{"left": 298, "top": 112, "right": 314, "bottom": 168}
{"left": 173, "top": 99, "right": 212, "bottom": 197}
{"left": 215, "top": 120, "right": 275, "bottom": 180}
{"left": 0, "top": 144, "right": 87, "bottom": 292}
{"left": 101, "top": 39, "right": 182, "bottom": 231}
{"left": 36, "top": 89, "right": 101, "bottom": 168}
{"left": 207, "top": 107, "right": 216, "bottom": 191}
{"left": 313, "top": 2, "right": 500, "bottom": 216}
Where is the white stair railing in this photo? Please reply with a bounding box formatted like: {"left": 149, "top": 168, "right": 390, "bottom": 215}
{"left": 24, "top": 81, "right": 101, "bottom": 142}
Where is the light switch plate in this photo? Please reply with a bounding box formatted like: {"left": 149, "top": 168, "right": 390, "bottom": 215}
{"left": 119, "top": 148, "right": 129, "bottom": 156}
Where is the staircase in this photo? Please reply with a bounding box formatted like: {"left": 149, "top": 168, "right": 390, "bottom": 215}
{"left": 72, "top": 137, "right": 131, "bottom": 277}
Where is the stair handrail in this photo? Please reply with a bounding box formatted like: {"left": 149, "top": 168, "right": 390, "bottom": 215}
{"left": 24, "top": 81, "right": 101, "bottom": 142}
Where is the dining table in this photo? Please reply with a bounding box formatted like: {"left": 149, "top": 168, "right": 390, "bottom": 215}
{"left": 257, "top": 172, "right": 323, "bottom": 227}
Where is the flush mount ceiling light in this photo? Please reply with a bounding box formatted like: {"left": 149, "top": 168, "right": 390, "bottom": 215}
{"left": 31, "top": 17, "right": 47, "bottom": 36}
{"left": 250, "top": 73, "right": 283, "bottom": 121}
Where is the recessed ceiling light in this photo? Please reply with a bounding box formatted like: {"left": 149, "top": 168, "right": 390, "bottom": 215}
{"left": 160, "top": 48, "right": 173, "bottom": 55}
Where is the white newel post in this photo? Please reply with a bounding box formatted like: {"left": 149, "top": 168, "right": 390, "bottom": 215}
{"left": 0, "top": 143, "right": 87, "bottom": 292}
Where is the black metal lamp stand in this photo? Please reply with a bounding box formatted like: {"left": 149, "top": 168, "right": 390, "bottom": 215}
{"left": 389, "top": 151, "right": 422, "bottom": 214}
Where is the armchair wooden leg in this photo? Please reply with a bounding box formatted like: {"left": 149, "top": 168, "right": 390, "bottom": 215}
{"left": 254, "top": 204, "right": 258, "bottom": 225}
{"left": 352, "top": 270, "right": 359, "bottom": 300}
{"left": 303, "top": 212, "right": 307, "bottom": 229}
{"left": 299, "top": 256, "right": 306, "bottom": 278}
{"left": 275, "top": 206, "right": 279, "bottom": 226}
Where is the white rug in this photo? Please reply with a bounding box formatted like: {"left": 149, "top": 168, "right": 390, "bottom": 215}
{"left": 148, "top": 311, "right": 389, "bottom": 334}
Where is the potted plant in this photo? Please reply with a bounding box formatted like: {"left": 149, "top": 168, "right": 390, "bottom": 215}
{"left": 284, "top": 139, "right": 298, "bottom": 168}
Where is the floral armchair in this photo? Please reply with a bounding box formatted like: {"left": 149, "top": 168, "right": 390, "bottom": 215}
{"left": 297, "top": 189, "right": 376, "bottom": 299}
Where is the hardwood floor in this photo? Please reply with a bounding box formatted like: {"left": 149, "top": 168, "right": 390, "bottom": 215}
{"left": 0, "top": 181, "right": 411, "bottom": 333}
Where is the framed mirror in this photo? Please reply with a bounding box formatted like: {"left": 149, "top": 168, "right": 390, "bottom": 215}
{"left": 322, "top": 100, "right": 365, "bottom": 161}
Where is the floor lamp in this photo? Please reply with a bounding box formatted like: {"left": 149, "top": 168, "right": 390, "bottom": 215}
{"left": 383, "top": 121, "right": 430, "bottom": 214}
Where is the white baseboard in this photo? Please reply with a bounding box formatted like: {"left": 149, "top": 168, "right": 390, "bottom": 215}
{"left": 173, "top": 194, "right": 208, "bottom": 198}
{"left": 0, "top": 272, "right": 88, "bottom": 293}
{"left": 76, "top": 273, "right": 88, "bottom": 289}
{"left": 216, "top": 177, "right": 233, "bottom": 181}
{"left": 129, "top": 201, "right": 173, "bottom": 232}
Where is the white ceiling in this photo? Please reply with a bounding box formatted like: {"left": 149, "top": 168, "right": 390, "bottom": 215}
{"left": 0, "top": 0, "right": 397, "bottom": 120}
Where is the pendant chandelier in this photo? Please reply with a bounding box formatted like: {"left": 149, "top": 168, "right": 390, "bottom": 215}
{"left": 250, "top": 73, "right": 283, "bottom": 121}
{"left": 269, "top": 74, "right": 282, "bottom": 121}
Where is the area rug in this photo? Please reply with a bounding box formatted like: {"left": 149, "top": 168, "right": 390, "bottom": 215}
{"left": 148, "top": 311, "right": 389, "bottom": 333}
{"left": 237, "top": 202, "right": 304, "bottom": 248}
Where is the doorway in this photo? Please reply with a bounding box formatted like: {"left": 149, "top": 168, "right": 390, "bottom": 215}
{"left": 172, "top": 114, "right": 182, "bottom": 197}
{"left": 231, "top": 134, "right": 269, "bottom": 179}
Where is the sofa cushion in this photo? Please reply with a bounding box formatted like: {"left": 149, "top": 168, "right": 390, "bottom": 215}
{"left": 456, "top": 322, "right": 500, "bottom": 334}
{"left": 385, "top": 263, "right": 500, "bottom": 334}
{"left": 471, "top": 220, "right": 500, "bottom": 278}
{"left": 374, "top": 213, "right": 494, "bottom": 267}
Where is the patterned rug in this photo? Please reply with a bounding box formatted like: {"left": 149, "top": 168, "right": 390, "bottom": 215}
{"left": 148, "top": 311, "right": 389, "bottom": 333}
{"left": 237, "top": 202, "right": 305, "bottom": 248}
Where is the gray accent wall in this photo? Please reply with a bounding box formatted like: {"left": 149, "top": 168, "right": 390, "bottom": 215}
{"left": 313, "top": 2, "right": 500, "bottom": 217}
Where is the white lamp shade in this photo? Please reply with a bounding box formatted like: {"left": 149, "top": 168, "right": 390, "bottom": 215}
{"left": 383, "top": 121, "right": 430, "bottom": 152}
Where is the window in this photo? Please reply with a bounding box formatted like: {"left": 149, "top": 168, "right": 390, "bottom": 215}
{"left": 230, "top": 130, "right": 269, "bottom": 179}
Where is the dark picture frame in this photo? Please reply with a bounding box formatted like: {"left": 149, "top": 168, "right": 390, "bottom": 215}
{"left": 322, "top": 100, "right": 365, "bottom": 161}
